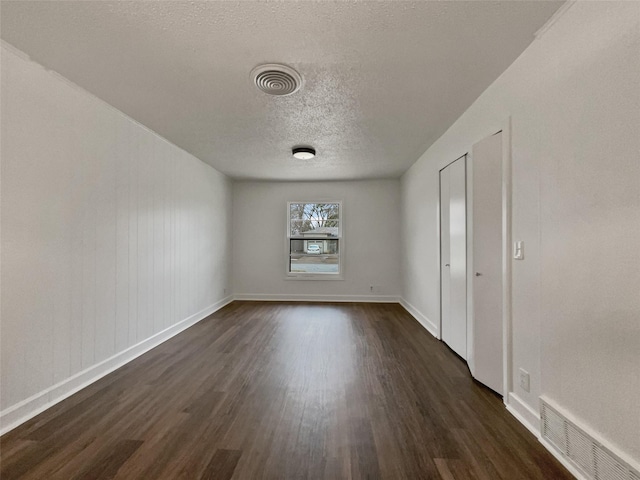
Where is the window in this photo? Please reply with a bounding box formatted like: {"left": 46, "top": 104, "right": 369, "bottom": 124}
{"left": 287, "top": 202, "right": 342, "bottom": 278}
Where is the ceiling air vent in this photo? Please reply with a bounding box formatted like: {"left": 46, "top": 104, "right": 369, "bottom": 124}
{"left": 251, "top": 64, "right": 302, "bottom": 96}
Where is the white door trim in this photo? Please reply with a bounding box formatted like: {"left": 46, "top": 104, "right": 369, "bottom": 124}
{"left": 501, "top": 117, "right": 513, "bottom": 400}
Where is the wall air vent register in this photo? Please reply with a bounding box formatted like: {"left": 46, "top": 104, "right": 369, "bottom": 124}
{"left": 540, "top": 398, "right": 639, "bottom": 480}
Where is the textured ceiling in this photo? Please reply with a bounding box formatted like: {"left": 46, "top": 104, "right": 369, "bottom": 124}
{"left": 1, "top": 1, "right": 563, "bottom": 180}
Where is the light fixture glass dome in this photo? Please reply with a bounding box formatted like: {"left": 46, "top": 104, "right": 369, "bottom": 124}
{"left": 292, "top": 147, "right": 315, "bottom": 160}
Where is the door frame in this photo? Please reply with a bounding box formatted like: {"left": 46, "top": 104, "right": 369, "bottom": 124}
{"left": 500, "top": 118, "right": 513, "bottom": 399}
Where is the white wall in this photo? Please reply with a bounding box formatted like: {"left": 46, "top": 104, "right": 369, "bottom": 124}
{"left": 0, "top": 44, "right": 233, "bottom": 430}
{"left": 232, "top": 180, "right": 401, "bottom": 301}
{"left": 401, "top": 1, "right": 639, "bottom": 463}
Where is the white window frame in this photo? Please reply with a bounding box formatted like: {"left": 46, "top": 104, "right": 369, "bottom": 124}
{"left": 286, "top": 201, "right": 344, "bottom": 280}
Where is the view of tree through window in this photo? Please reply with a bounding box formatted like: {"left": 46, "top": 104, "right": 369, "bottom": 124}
{"left": 288, "top": 202, "right": 341, "bottom": 275}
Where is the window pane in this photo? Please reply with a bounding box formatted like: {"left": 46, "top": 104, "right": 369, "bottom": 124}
{"left": 289, "top": 203, "right": 340, "bottom": 236}
{"left": 290, "top": 220, "right": 340, "bottom": 237}
{"left": 290, "top": 239, "right": 339, "bottom": 254}
{"left": 289, "top": 254, "right": 339, "bottom": 274}
{"left": 290, "top": 239, "right": 305, "bottom": 254}
{"left": 289, "top": 239, "right": 339, "bottom": 273}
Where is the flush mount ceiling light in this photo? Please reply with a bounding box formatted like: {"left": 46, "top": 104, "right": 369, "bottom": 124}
{"left": 251, "top": 64, "right": 302, "bottom": 96}
{"left": 292, "top": 147, "right": 316, "bottom": 160}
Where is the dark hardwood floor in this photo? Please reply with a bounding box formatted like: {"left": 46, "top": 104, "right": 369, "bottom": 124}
{"left": 1, "top": 302, "right": 572, "bottom": 479}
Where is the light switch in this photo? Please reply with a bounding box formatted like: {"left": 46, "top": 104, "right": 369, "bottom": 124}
{"left": 514, "top": 241, "right": 524, "bottom": 260}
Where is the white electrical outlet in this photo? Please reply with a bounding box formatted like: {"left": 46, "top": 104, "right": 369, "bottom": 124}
{"left": 519, "top": 368, "right": 530, "bottom": 392}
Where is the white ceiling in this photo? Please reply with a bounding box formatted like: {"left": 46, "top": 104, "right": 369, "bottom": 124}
{"left": 1, "top": 1, "right": 563, "bottom": 181}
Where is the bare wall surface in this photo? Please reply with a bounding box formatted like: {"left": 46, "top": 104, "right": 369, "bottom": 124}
{"left": 401, "top": 1, "right": 640, "bottom": 462}
{"left": 0, "top": 45, "right": 232, "bottom": 416}
{"left": 232, "top": 180, "right": 402, "bottom": 300}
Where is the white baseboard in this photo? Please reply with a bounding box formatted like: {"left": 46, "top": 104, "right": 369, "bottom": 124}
{"left": 233, "top": 293, "right": 400, "bottom": 303}
{"left": 0, "top": 296, "right": 233, "bottom": 436}
{"left": 398, "top": 298, "right": 439, "bottom": 338}
{"left": 505, "top": 392, "right": 540, "bottom": 437}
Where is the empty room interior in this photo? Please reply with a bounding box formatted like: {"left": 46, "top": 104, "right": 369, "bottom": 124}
{"left": 1, "top": 1, "right": 638, "bottom": 479}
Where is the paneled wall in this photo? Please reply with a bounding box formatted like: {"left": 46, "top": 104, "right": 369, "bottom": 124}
{"left": 0, "top": 44, "right": 232, "bottom": 427}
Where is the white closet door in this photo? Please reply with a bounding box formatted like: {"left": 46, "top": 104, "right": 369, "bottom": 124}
{"left": 471, "top": 132, "right": 503, "bottom": 394}
{"left": 440, "top": 156, "right": 467, "bottom": 359}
